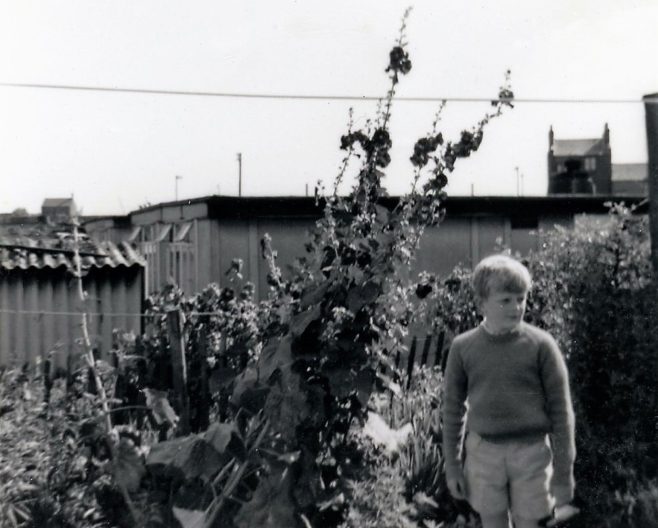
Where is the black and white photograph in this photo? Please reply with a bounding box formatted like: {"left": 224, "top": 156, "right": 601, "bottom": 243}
{"left": 0, "top": 1, "right": 656, "bottom": 527}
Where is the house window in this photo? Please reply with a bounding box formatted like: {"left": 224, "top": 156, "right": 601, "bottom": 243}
{"left": 584, "top": 157, "right": 597, "bottom": 171}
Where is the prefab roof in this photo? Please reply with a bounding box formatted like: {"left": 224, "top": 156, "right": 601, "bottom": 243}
{"left": 86, "top": 194, "right": 649, "bottom": 226}
{"left": 0, "top": 236, "right": 145, "bottom": 271}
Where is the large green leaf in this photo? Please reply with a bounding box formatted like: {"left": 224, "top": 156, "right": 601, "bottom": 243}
{"left": 207, "top": 367, "right": 238, "bottom": 393}
{"left": 236, "top": 384, "right": 271, "bottom": 416}
{"left": 346, "top": 280, "right": 380, "bottom": 313}
{"left": 258, "top": 335, "right": 293, "bottom": 382}
{"left": 354, "top": 367, "right": 375, "bottom": 408}
{"left": 203, "top": 422, "right": 237, "bottom": 454}
{"left": 232, "top": 365, "right": 259, "bottom": 400}
{"left": 204, "top": 423, "right": 247, "bottom": 462}
{"left": 233, "top": 468, "right": 296, "bottom": 528}
{"left": 264, "top": 369, "right": 309, "bottom": 443}
{"left": 290, "top": 305, "right": 321, "bottom": 337}
{"left": 299, "top": 282, "right": 330, "bottom": 310}
{"left": 172, "top": 507, "right": 206, "bottom": 528}
{"left": 146, "top": 434, "right": 222, "bottom": 481}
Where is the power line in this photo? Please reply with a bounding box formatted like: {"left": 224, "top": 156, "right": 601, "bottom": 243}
{"left": 0, "top": 81, "right": 656, "bottom": 104}
{"left": 0, "top": 308, "right": 221, "bottom": 318}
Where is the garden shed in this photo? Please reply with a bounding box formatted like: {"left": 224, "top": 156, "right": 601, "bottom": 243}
{"left": 0, "top": 233, "right": 145, "bottom": 368}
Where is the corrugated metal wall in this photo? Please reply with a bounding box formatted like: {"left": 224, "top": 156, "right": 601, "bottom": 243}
{"left": 0, "top": 266, "right": 143, "bottom": 369}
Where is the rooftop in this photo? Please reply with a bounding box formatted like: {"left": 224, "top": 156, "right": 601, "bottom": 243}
{"left": 0, "top": 232, "right": 144, "bottom": 271}
{"left": 42, "top": 198, "right": 76, "bottom": 208}
{"left": 551, "top": 138, "right": 608, "bottom": 157}
{"left": 612, "top": 163, "right": 648, "bottom": 182}
{"left": 83, "top": 195, "right": 650, "bottom": 226}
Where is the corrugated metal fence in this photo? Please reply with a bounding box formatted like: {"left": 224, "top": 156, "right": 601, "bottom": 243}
{"left": 0, "top": 266, "right": 143, "bottom": 370}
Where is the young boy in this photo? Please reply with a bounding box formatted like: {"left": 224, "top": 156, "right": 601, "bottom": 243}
{"left": 442, "top": 254, "right": 576, "bottom": 528}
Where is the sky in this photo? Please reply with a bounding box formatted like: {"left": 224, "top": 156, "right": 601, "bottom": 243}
{"left": 0, "top": 0, "right": 657, "bottom": 216}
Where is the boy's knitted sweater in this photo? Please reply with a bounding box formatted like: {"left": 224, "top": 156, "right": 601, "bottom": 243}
{"left": 442, "top": 322, "right": 576, "bottom": 504}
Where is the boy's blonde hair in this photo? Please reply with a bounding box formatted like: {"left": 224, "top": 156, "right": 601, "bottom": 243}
{"left": 472, "top": 254, "right": 532, "bottom": 302}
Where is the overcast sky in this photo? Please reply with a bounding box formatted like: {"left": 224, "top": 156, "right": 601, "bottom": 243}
{"left": 1, "top": 0, "right": 657, "bottom": 215}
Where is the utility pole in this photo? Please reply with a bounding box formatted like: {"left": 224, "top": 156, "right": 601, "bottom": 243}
{"left": 237, "top": 153, "right": 242, "bottom": 197}
{"left": 515, "top": 166, "right": 520, "bottom": 196}
{"left": 305, "top": 183, "right": 309, "bottom": 197}
{"left": 175, "top": 175, "right": 182, "bottom": 201}
{"left": 520, "top": 170, "right": 524, "bottom": 196}
{"left": 644, "top": 93, "right": 658, "bottom": 275}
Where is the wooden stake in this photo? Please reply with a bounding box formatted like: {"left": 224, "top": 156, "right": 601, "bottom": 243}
{"left": 166, "top": 308, "right": 190, "bottom": 435}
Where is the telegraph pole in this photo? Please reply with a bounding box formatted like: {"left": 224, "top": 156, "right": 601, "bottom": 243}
{"left": 237, "top": 153, "right": 242, "bottom": 197}
{"left": 175, "top": 175, "right": 182, "bottom": 201}
{"left": 644, "top": 93, "right": 658, "bottom": 275}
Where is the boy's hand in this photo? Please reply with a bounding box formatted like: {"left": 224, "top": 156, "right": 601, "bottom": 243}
{"left": 447, "top": 473, "right": 467, "bottom": 500}
{"left": 540, "top": 504, "right": 580, "bottom": 527}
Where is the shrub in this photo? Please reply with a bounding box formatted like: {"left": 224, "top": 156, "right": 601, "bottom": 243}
{"left": 525, "top": 205, "right": 658, "bottom": 526}
{"left": 608, "top": 478, "right": 658, "bottom": 528}
{"left": 0, "top": 367, "right": 118, "bottom": 528}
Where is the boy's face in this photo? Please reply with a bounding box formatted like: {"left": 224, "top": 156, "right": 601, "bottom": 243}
{"left": 480, "top": 287, "right": 527, "bottom": 333}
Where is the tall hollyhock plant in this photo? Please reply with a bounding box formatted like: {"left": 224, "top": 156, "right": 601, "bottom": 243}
{"left": 227, "top": 12, "right": 514, "bottom": 528}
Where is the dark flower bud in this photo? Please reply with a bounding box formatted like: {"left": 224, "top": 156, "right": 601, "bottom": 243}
{"left": 376, "top": 150, "right": 391, "bottom": 168}
{"left": 356, "top": 251, "right": 372, "bottom": 268}
{"left": 387, "top": 46, "right": 412, "bottom": 76}
{"left": 435, "top": 173, "right": 448, "bottom": 189}
{"left": 220, "top": 288, "right": 235, "bottom": 302}
{"left": 340, "top": 134, "right": 353, "bottom": 150}
{"left": 372, "top": 128, "right": 391, "bottom": 149}
{"left": 399, "top": 58, "right": 412, "bottom": 74}
{"left": 497, "top": 88, "right": 514, "bottom": 108}
{"left": 416, "top": 283, "right": 433, "bottom": 299}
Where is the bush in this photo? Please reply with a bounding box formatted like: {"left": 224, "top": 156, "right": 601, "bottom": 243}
{"left": 0, "top": 367, "right": 120, "bottom": 528}
{"left": 525, "top": 205, "right": 658, "bottom": 526}
{"left": 608, "top": 478, "right": 658, "bottom": 528}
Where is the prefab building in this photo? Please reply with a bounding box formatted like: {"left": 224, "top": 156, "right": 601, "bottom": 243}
{"left": 0, "top": 237, "right": 145, "bottom": 368}
{"left": 83, "top": 194, "right": 648, "bottom": 301}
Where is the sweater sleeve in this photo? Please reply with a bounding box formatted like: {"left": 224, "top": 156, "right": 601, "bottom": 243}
{"left": 539, "top": 334, "right": 576, "bottom": 505}
{"left": 442, "top": 338, "right": 468, "bottom": 481}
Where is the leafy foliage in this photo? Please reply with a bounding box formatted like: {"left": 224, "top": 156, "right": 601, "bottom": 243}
{"left": 524, "top": 204, "right": 658, "bottom": 527}
{"left": 0, "top": 366, "right": 143, "bottom": 527}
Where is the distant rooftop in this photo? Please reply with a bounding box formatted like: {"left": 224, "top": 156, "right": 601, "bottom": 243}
{"left": 612, "top": 163, "right": 648, "bottom": 182}
{"left": 42, "top": 198, "right": 75, "bottom": 208}
{"left": 552, "top": 138, "right": 608, "bottom": 157}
